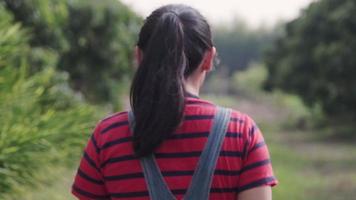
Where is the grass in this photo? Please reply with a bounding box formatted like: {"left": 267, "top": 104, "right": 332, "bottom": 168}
{"left": 21, "top": 167, "right": 76, "bottom": 200}
{"left": 268, "top": 143, "right": 312, "bottom": 200}
{"left": 2, "top": 165, "right": 76, "bottom": 200}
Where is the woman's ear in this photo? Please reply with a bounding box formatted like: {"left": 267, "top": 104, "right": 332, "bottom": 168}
{"left": 201, "top": 46, "right": 216, "bottom": 72}
{"left": 134, "top": 46, "right": 143, "bottom": 68}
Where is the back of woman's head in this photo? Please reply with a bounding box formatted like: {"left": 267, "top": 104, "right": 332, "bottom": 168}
{"left": 130, "top": 4, "right": 213, "bottom": 157}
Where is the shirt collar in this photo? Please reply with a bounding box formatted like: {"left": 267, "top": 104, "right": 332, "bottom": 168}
{"left": 184, "top": 91, "right": 200, "bottom": 99}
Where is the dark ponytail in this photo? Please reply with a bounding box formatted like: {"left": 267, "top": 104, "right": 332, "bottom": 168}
{"left": 130, "top": 4, "right": 212, "bottom": 157}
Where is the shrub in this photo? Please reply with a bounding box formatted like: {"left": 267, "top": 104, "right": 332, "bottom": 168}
{"left": 264, "top": 0, "right": 356, "bottom": 127}
{"left": 0, "top": 6, "right": 101, "bottom": 196}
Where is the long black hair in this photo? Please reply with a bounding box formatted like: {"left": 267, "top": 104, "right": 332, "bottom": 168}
{"left": 130, "top": 4, "right": 213, "bottom": 157}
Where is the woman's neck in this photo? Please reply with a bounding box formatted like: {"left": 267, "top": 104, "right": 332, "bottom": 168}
{"left": 185, "top": 83, "right": 200, "bottom": 97}
{"left": 184, "top": 74, "right": 204, "bottom": 97}
{"left": 184, "top": 67, "right": 207, "bottom": 97}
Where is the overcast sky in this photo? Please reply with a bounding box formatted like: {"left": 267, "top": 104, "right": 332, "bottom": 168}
{"left": 121, "top": 0, "right": 315, "bottom": 28}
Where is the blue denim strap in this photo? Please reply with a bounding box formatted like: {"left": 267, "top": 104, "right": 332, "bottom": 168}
{"left": 128, "top": 111, "right": 175, "bottom": 199}
{"left": 128, "top": 106, "right": 232, "bottom": 200}
{"left": 184, "top": 106, "right": 232, "bottom": 199}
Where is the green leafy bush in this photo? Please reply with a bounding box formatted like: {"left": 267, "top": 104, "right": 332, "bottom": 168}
{"left": 0, "top": 6, "right": 101, "bottom": 197}
{"left": 231, "top": 63, "right": 268, "bottom": 95}
{"left": 4, "top": 0, "right": 142, "bottom": 107}
{"left": 264, "top": 0, "right": 356, "bottom": 127}
{"left": 213, "top": 22, "right": 275, "bottom": 73}
{"left": 230, "top": 64, "right": 312, "bottom": 129}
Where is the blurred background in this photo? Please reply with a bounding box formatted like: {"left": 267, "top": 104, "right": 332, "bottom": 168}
{"left": 0, "top": 0, "right": 355, "bottom": 199}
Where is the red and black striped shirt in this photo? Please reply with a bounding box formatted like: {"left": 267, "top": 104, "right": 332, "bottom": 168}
{"left": 72, "top": 95, "right": 278, "bottom": 199}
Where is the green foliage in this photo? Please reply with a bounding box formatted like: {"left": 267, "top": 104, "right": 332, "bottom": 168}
{"left": 213, "top": 21, "right": 275, "bottom": 74}
{"left": 3, "top": 0, "right": 68, "bottom": 49}
{"left": 0, "top": 5, "right": 28, "bottom": 69}
{"left": 230, "top": 64, "right": 312, "bottom": 129}
{"left": 264, "top": 0, "right": 356, "bottom": 125}
{"left": 4, "top": 0, "right": 142, "bottom": 106}
{"left": 0, "top": 6, "right": 101, "bottom": 197}
{"left": 202, "top": 71, "right": 230, "bottom": 95}
{"left": 231, "top": 63, "right": 268, "bottom": 94}
{"left": 60, "top": 0, "right": 141, "bottom": 105}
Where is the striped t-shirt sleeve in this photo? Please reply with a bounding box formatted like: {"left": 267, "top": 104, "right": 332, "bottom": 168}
{"left": 237, "top": 114, "right": 278, "bottom": 193}
{"left": 72, "top": 122, "right": 110, "bottom": 200}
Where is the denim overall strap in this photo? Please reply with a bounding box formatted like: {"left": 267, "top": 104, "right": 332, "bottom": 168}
{"left": 128, "top": 106, "right": 232, "bottom": 200}
{"left": 183, "top": 106, "right": 232, "bottom": 199}
{"left": 128, "top": 111, "right": 176, "bottom": 200}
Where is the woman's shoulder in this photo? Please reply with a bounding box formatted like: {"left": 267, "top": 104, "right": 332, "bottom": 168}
{"left": 228, "top": 109, "right": 255, "bottom": 125}
{"left": 96, "top": 111, "right": 129, "bottom": 133}
{"left": 212, "top": 104, "right": 260, "bottom": 138}
{"left": 188, "top": 96, "right": 256, "bottom": 124}
{"left": 101, "top": 110, "right": 128, "bottom": 122}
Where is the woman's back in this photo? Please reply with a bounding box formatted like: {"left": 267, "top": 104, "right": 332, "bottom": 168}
{"left": 72, "top": 4, "right": 277, "bottom": 199}
{"left": 72, "top": 95, "right": 277, "bottom": 199}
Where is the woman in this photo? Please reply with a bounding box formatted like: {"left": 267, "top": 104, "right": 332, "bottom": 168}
{"left": 72, "top": 4, "right": 277, "bottom": 200}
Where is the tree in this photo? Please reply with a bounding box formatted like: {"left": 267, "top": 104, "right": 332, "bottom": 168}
{"left": 264, "top": 0, "right": 356, "bottom": 124}
{"left": 0, "top": 4, "right": 99, "bottom": 196}
{"left": 60, "top": 0, "right": 141, "bottom": 104}
{"left": 3, "top": 0, "right": 141, "bottom": 106}
{"left": 213, "top": 20, "right": 275, "bottom": 74}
